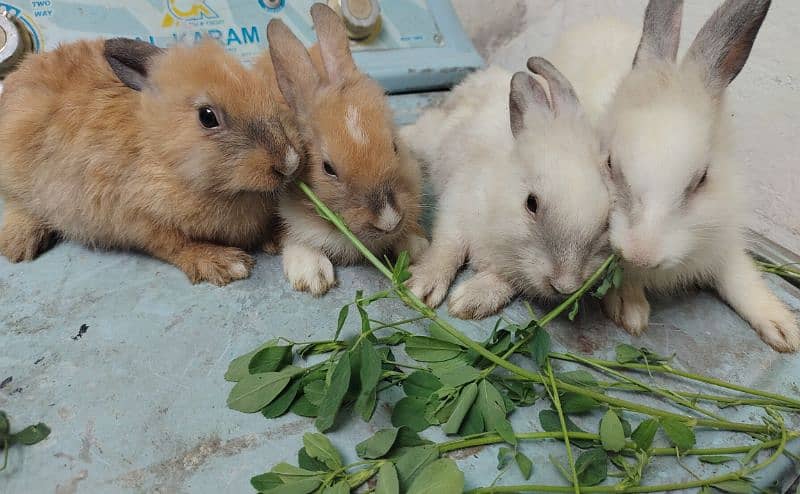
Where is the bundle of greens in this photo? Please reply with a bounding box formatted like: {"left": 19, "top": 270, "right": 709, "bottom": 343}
{"left": 225, "top": 183, "right": 800, "bottom": 494}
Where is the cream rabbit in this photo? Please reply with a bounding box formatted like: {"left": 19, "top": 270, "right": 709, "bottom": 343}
{"left": 402, "top": 58, "right": 611, "bottom": 319}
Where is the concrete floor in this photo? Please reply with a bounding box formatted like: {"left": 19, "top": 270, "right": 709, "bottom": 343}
{"left": 451, "top": 0, "right": 800, "bottom": 253}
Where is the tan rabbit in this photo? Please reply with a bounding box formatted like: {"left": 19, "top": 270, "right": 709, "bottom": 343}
{"left": 257, "top": 4, "right": 428, "bottom": 296}
{"left": 0, "top": 38, "right": 304, "bottom": 285}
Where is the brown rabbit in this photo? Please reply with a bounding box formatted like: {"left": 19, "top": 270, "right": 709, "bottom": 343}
{"left": 258, "top": 4, "right": 428, "bottom": 296}
{"left": 0, "top": 38, "right": 304, "bottom": 285}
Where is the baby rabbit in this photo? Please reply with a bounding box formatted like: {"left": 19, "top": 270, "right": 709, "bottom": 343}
{"left": 0, "top": 38, "right": 303, "bottom": 285}
{"left": 260, "top": 4, "right": 428, "bottom": 296}
{"left": 561, "top": 0, "right": 798, "bottom": 352}
{"left": 402, "top": 58, "right": 611, "bottom": 319}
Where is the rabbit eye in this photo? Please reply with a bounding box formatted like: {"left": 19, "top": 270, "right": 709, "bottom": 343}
{"left": 323, "top": 161, "right": 338, "bottom": 178}
{"left": 198, "top": 107, "right": 220, "bottom": 129}
{"left": 526, "top": 194, "right": 538, "bottom": 215}
{"left": 606, "top": 156, "right": 613, "bottom": 171}
{"left": 393, "top": 139, "right": 398, "bottom": 155}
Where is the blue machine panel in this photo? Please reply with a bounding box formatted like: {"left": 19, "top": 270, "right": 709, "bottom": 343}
{"left": 0, "top": 0, "right": 484, "bottom": 92}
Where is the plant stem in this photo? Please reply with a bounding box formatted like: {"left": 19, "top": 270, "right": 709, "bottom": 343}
{"left": 438, "top": 431, "right": 798, "bottom": 457}
{"left": 550, "top": 354, "right": 800, "bottom": 409}
{"left": 566, "top": 353, "right": 729, "bottom": 422}
{"left": 546, "top": 361, "right": 581, "bottom": 494}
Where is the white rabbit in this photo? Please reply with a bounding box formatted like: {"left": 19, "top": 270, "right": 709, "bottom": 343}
{"left": 554, "top": 0, "right": 798, "bottom": 352}
{"left": 401, "top": 58, "right": 611, "bottom": 320}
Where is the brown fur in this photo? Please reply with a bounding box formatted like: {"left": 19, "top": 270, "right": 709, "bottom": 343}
{"left": 260, "top": 4, "right": 425, "bottom": 280}
{"left": 0, "top": 39, "right": 303, "bottom": 285}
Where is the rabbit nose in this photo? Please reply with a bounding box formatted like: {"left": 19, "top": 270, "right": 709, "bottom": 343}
{"left": 276, "top": 147, "right": 300, "bottom": 177}
{"left": 549, "top": 275, "right": 581, "bottom": 295}
{"left": 373, "top": 205, "right": 402, "bottom": 233}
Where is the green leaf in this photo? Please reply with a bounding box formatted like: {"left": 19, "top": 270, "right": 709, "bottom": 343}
{"left": 712, "top": 480, "right": 753, "bottom": 494}
{"left": 336, "top": 305, "right": 350, "bottom": 340}
{"left": 355, "top": 340, "right": 383, "bottom": 421}
{"left": 251, "top": 472, "right": 283, "bottom": 491}
{"left": 460, "top": 399, "right": 485, "bottom": 435}
{"left": 356, "top": 428, "right": 399, "bottom": 459}
{"left": 303, "top": 380, "right": 326, "bottom": 406}
{"left": 559, "top": 393, "right": 600, "bottom": 414}
{"left": 442, "top": 382, "right": 479, "bottom": 435}
{"left": 225, "top": 340, "right": 276, "bottom": 382}
{"left": 427, "top": 321, "right": 466, "bottom": 347}
{"left": 698, "top": 455, "right": 737, "bottom": 465}
{"left": 538, "top": 410, "right": 594, "bottom": 449}
{"left": 477, "top": 380, "right": 516, "bottom": 445}
{"left": 599, "top": 409, "right": 626, "bottom": 452}
{"left": 660, "top": 418, "right": 696, "bottom": 451}
{"left": 395, "top": 445, "right": 440, "bottom": 490}
{"left": 557, "top": 370, "right": 599, "bottom": 389}
{"left": 403, "top": 371, "right": 443, "bottom": 399}
{"left": 406, "top": 458, "right": 464, "bottom": 494}
{"left": 290, "top": 395, "right": 319, "bottom": 417}
{"left": 322, "top": 481, "right": 349, "bottom": 494}
{"left": 0, "top": 411, "right": 9, "bottom": 435}
{"left": 575, "top": 448, "right": 608, "bottom": 486}
{"left": 263, "top": 478, "right": 322, "bottom": 494}
{"left": 528, "top": 327, "right": 551, "bottom": 369}
{"left": 620, "top": 417, "right": 632, "bottom": 438}
{"left": 434, "top": 365, "right": 481, "bottom": 388}
{"left": 227, "top": 370, "right": 296, "bottom": 413}
{"left": 496, "top": 447, "right": 514, "bottom": 470}
{"left": 298, "top": 447, "right": 329, "bottom": 472}
{"left": 315, "top": 353, "right": 352, "bottom": 432}
{"left": 375, "top": 463, "right": 399, "bottom": 494}
{"left": 631, "top": 419, "right": 659, "bottom": 451}
{"left": 405, "top": 337, "right": 464, "bottom": 362}
{"left": 515, "top": 451, "right": 534, "bottom": 480}
{"left": 303, "top": 433, "right": 342, "bottom": 470}
{"left": 262, "top": 379, "right": 302, "bottom": 419}
{"left": 392, "top": 397, "right": 431, "bottom": 432}
{"left": 271, "top": 463, "right": 324, "bottom": 479}
{"left": 249, "top": 345, "right": 293, "bottom": 374}
{"left": 299, "top": 341, "right": 347, "bottom": 359}
{"left": 615, "top": 344, "right": 642, "bottom": 364}
{"left": 395, "top": 427, "right": 433, "bottom": 448}
{"left": 11, "top": 423, "right": 50, "bottom": 445}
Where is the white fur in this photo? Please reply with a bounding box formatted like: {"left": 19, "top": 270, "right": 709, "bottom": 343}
{"left": 555, "top": 1, "right": 798, "bottom": 352}
{"left": 284, "top": 147, "right": 300, "bottom": 175}
{"left": 345, "top": 105, "right": 368, "bottom": 145}
{"left": 374, "top": 205, "right": 401, "bottom": 232}
{"left": 402, "top": 64, "right": 611, "bottom": 318}
{"left": 283, "top": 241, "right": 336, "bottom": 296}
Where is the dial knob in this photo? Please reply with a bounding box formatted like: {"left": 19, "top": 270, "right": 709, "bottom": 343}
{"left": 329, "top": 0, "right": 381, "bottom": 41}
{"left": 0, "top": 10, "right": 33, "bottom": 77}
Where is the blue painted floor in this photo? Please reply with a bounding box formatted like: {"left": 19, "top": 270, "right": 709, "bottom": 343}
{"left": 1, "top": 95, "right": 799, "bottom": 493}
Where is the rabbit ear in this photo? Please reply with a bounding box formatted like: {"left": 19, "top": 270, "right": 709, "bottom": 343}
{"left": 509, "top": 72, "right": 549, "bottom": 139}
{"left": 267, "top": 18, "right": 320, "bottom": 112}
{"left": 310, "top": 3, "right": 358, "bottom": 83}
{"left": 526, "top": 57, "right": 580, "bottom": 116}
{"left": 104, "top": 38, "right": 165, "bottom": 91}
{"left": 633, "top": 0, "right": 684, "bottom": 67}
{"left": 683, "top": 0, "right": 771, "bottom": 94}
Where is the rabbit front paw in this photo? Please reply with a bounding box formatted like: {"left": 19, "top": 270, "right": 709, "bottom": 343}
{"left": 407, "top": 263, "right": 451, "bottom": 309}
{"left": 602, "top": 285, "right": 650, "bottom": 336}
{"left": 448, "top": 272, "right": 515, "bottom": 320}
{"left": 750, "top": 302, "right": 800, "bottom": 353}
{"left": 0, "top": 208, "right": 53, "bottom": 262}
{"left": 283, "top": 243, "right": 336, "bottom": 296}
{"left": 177, "top": 245, "right": 254, "bottom": 286}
